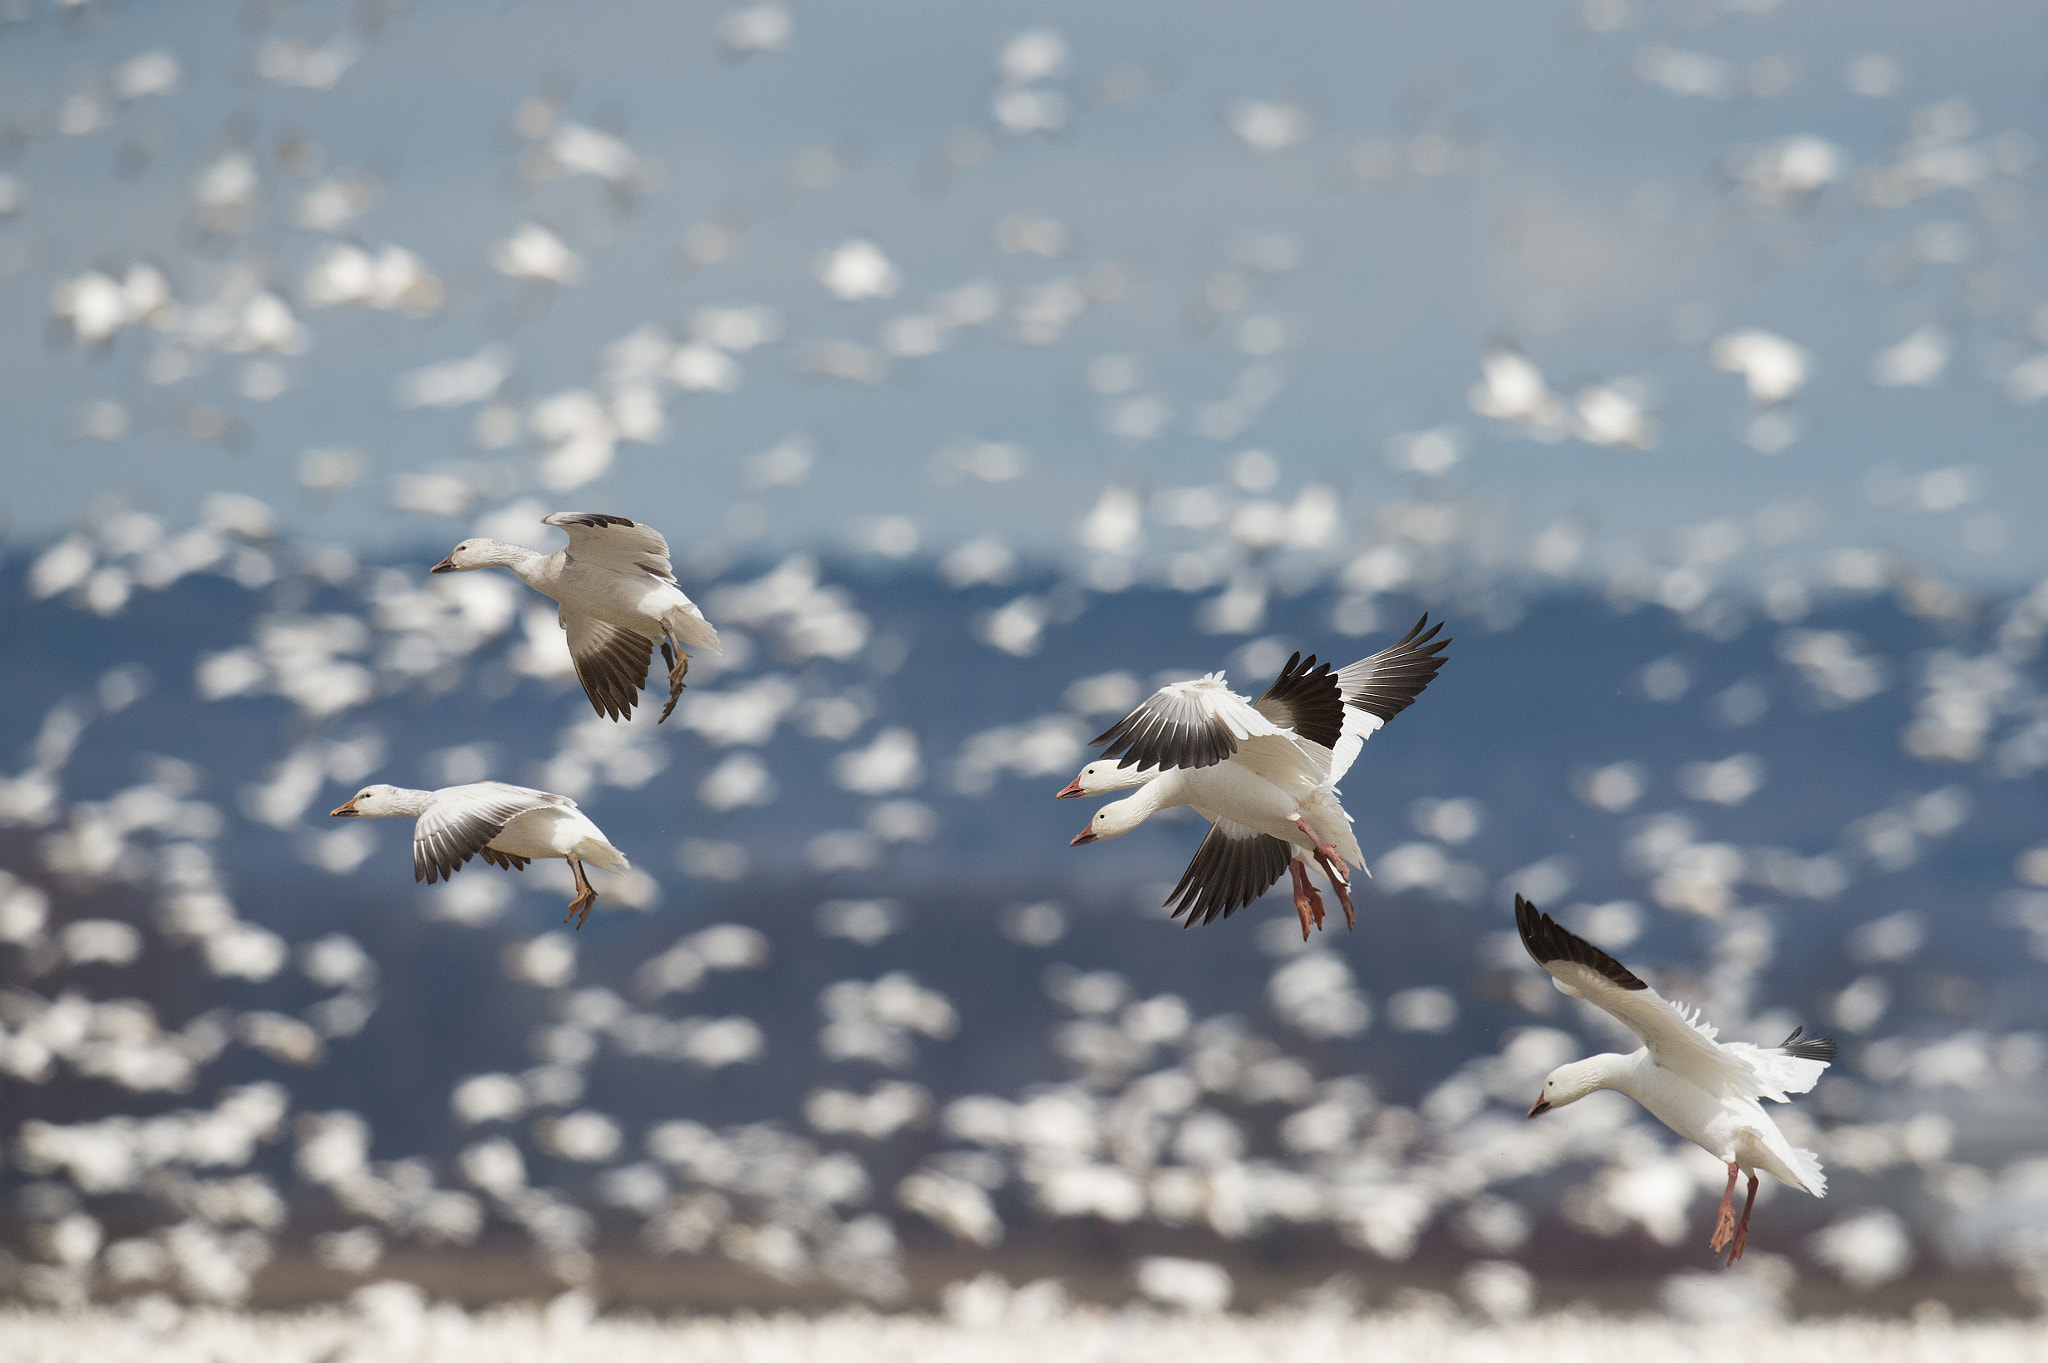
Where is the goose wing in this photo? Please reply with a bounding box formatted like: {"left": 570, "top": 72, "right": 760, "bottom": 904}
{"left": 1322, "top": 615, "right": 1451, "bottom": 785}
{"left": 544, "top": 512, "right": 677, "bottom": 583}
{"left": 1336, "top": 614, "right": 1451, "bottom": 723}
{"left": 1090, "top": 674, "right": 1287, "bottom": 773}
{"left": 562, "top": 610, "right": 652, "bottom": 721}
{"left": 1250, "top": 652, "right": 1346, "bottom": 751}
{"left": 1515, "top": 895, "right": 1756, "bottom": 1095}
{"left": 415, "top": 782, "right": 573, "bottom": 885}
{"left": 1164, "top": 818, "right": 1294, "bottom": 927}
{"left": 1717, "top": 1027, "right": 1838, "bottom": 1102}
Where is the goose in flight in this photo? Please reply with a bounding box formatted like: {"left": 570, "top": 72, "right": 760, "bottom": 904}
{"left": 1515, "top": 895, "right": 1835, "bottom": 1265}
{"left": 331, "top": 782, "right": 629, "bottom": 928}
{"left": 1062, "top": 615, "right": 1449, "bottom": 937}
{"left": 432, "top": 512, "right": 720, "bottom": 723}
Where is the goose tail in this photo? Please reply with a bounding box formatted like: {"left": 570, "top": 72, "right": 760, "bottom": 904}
{"left": 662, "top": 602, "right": 722, "bottom": 653}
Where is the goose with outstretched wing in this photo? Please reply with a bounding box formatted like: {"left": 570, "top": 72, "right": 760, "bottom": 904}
{"left": 1515, "top": 894, "right": 1836, "bottom": 1265}
{"left": 1061, "top": 615, "right": 1451, "bottom": 937}
{"left": 431, "top": 512, "right": 720, "bottom": 723}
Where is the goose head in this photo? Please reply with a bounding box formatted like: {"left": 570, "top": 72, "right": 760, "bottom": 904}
{"left": 331, "top": 784, "right": 414, "bottom": 818}
{"left": 1069, "top": 792, "right": 1153, "bottom": 846}
{"left": 1055, "top": 759, "right": 1154, "bottom": 800}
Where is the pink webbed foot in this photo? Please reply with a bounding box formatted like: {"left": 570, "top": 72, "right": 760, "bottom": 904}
{"left": 1708, "top": 1163, "right": 1740, "bottom": 1254}
{"left": 1723, "top": 1170, "right": 1759, "bottom": 1267}
{"left": 1288, "top": 860, "right": 1326, "bottom": 939}
{"left": 1323, "top": 858, "right": 1357, "bottom": 930}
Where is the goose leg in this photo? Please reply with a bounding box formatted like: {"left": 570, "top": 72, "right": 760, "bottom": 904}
{"left": 658, "top": 629, "right": 691, "bottom": 724}
{"left": 1288, "top": 860, "right": 1325, "bottom": 939}
{"left": 1322, "top": 860, "right": 1357, "bottom": 931}
{"left": 1709, "top": 1162, "right": 1741, "bottom": 1253}
{"left": 1294, "top": 818, "right": 1356, "bottom": 929}
{"left": 564, "top": 858, "right": 598, "bottom": 929}
{"left": 1725, "top": 1171, "right": 1760, "bottom": 1266}
{"left": 1292, "top": 817, "right": 1347, "bottom": 882}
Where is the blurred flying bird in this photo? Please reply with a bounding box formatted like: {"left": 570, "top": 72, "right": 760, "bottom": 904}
{"left": 1062, "top": 615, "right": 1450, "bottom": 937}
{"left": 1516, "top": 895, "right": 1835, "bottom": 1265}
{"left": 432, "top": 512, "right": 720, "bottom": 722}
{"left": 331, "top": 781, "right": 629, "bottom": 928}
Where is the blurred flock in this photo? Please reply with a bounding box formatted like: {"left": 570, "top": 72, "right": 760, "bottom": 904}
{"left": 4, "top": 0, "right": 2048, "bottom": 1350}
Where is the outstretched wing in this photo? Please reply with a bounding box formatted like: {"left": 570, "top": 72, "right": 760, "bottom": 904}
{"left": 1090, "top": 674, "right": 1286, "bottom": 773}
{"left": 1719, "top": 1026, "right": 1838, "bottom": 1103}
{"left": 1336, "top": 614, "right": 1451, "bottom": 724}
{"left": 563, "top": 611, "right": 652, "bottom": 721}
{"left": 1325, "top": 615, "right": 1451, "bottom": 785}
{"left": 1251, "top": 652, "right": 1345, "bottom": 752}
{"left": 415, "top": 782, "right": 572, "bottom": 885}
{"left": 1514, "top": 895, "right": 1757, "bottom": 1095}
{"left": 1165, "top": 819, "right": 1294, "bottom": 927}
{"left": 544, "top": 512, "right": 677, "bottom": 584}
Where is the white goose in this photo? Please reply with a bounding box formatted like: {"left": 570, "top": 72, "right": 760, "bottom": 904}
{"left": 1515, "top": 895, "right": 1835, "bottom": 1265}
{"left": 432, "top": 512, "right": 720, "bottom": 723}
{"left": 1062, "top": 616, "right": 1449, "bottom": 937}
{"left": 331, "top": 782, "right": 629, "bottom": 928}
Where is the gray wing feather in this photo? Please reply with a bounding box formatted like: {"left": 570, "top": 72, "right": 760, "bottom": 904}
{"left": 545, "top": 512, "right": 678, "bottom": 584}
{"left": 1165, "top": 820, "right": 1293, "bottom": 927}
{"left": 565, "top": 614, "right": 653, "bottom": 722}
{"left": 548, "top": 512, "right": 637, "bottom": 530}
{"left": 1092, "top": 688, "right": 1239, "bottom": 772}
{"left": 1336, "top": 614, "right": 1451, "bottom": 723}
{"left": 414, "top": 785, "right": 570, "bottom": 884}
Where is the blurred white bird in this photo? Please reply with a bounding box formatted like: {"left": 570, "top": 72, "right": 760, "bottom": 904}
{"left": 1062, "top": 616, "right": 1450, "bottom": 937}
{"left": 331, "top": 781, "right": 628, "bottom": 928}
{"left": 432, "top": 512, "right": 720, "bottom": 722}
{"left": 1516, "top": 895, "right": 1835, "bottom": 1265}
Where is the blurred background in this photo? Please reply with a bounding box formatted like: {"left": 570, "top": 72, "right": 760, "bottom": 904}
{"left": 3, "top": 0, "right": 2048, "bottom": 1330}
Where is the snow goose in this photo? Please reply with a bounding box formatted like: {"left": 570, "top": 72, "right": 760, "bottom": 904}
{"left": 1515, "top": 895, "right": 1835, "bottom": 1265}
{"left": 1061, "top": 616, "right": 1450, "bottom": 937}
{"left": 331, "top": 782, "right": 629, "bottom": 928}
{"left": 432, "top": 512, "right": 720, "bottom": 723}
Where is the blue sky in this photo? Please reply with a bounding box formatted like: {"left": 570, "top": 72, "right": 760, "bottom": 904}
{"left": 3, "top": 0, "right": 2045, "bottom": 585}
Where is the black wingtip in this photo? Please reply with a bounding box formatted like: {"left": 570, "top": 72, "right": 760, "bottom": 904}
{"left": 1254, "top": 650, "right": 1344, "bottom": 752}
{"left": 553, "top": 512, "right": 638, "bottom": 529}
{"left": 1514, "top": 894, "right": 1648, "bottom": 991}
{"left": 1779, "top": 1026, "right": 1838, "bottom": 1064}
{"left": 1337, "top": 614, "right": 1452, "bottom": 723}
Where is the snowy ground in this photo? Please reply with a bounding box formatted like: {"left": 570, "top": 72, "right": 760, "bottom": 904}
{"left": 5, "top": 1301, "right": 2045, "bottom": 1363}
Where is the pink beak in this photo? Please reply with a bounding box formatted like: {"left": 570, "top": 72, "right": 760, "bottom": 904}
{"left": 1055, "top": 778, "right": 1084, "bottom": 799}
{"left": 429, "top": 555, "right": 457, "bottom": 573}
{"left": 1070, "top": 827, "right": 1099, "bottom": 846}
{"left": 1527, "top": 1097, "right": 1551, "bottom": 1118}
{"left": 330, "top": 800, "right": 359, "bottom": 817}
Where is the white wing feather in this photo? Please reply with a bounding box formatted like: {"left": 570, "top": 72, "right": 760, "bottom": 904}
{"left": 544, "top": 513, "right": 677, "bottom": 582}
{"left": 1543, "top": 960, "right": 1777, "bottom": 1098}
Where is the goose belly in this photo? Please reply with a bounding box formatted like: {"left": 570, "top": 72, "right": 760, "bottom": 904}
{"left": 1180, "top": 764, "right": 1308, "bottom": 845}
{"left": 1629, "top": 1061, "right": 1738, "bottom": 1159}
{"left": 559, "top": 566, "right": 676, "bottom": 635}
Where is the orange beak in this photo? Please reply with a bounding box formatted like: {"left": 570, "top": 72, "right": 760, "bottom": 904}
{"left": 1055, "top": 777, "right": 1085, "bottom": 799}
{"left": 429, "top": 555, "right": 457, "bottom": 573}
{"left": 330, "top": 800, "right": 359, "bottom": 817}
{"left": 1070, "top": 827, "right": 1098, "bottom": 846}
{"left": 1527, "top": 1097, "right": 1551, "bottom": 1118}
